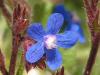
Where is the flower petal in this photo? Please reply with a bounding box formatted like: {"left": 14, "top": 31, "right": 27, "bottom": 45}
{"left": 26, "top": 42, "right": 44, "bottom": 63}
{"left": 56, "top": 31, "right": 79, "bottom": 48}
{"left": 46, "top": 13, "right": 64, "bottom": 34}
{"left": 27, "top": 23, "right": 45, "bottom": 41}
{"left": 66, "top": 23, "right": 85, "bottom": 43}
{"left": 45, "top": 48, "right": 62, "bottom": 71}
{"left": 53, "top": 4, "right": 72, "bottom": 23}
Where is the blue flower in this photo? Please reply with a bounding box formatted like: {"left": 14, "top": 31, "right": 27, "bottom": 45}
{"left": 25, "top": 13, "right": 79, "bottom": 71}
{"left": 66, "top": 21, "right": 86, "bottom": 43}
{"left": 53, "top": 4, "right": 85, "bottom": 43}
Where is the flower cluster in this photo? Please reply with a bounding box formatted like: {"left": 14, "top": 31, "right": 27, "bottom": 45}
{"left": 25, "top": 13, "right": 79, "bottom": 71}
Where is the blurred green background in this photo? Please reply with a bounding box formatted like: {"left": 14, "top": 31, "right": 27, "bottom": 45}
{"left": 0, "top": 0, "right": 100, "bottom": 75}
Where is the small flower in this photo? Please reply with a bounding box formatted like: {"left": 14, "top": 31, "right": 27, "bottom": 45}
{"left": 53, "top": 4, "right": 85, "bottom": 43}
{"left": 25, "top": 13, "right": 79, "bottom": 71}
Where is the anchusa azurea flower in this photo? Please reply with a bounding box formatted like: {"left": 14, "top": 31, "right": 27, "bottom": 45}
{"left": 53, "top": 4, "right": 85, "bottom": 43}
{"left": 25, "top": 13, "right": 79, "bottom": 71}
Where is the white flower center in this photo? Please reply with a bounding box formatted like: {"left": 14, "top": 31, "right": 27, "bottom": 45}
{"left": 44, "top": 35, "right": 57, "bottom": 49}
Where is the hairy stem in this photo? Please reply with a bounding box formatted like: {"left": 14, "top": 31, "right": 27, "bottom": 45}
{"left": 0, "top": 50, "right": 8, "bottom": 75}
{"left": 83, "top": 0, "right": 95, "bottom": 37}
{"left": 83, "top": 0, "right": 100, "bottom": 75}
{"left": 84, "top": 33, "right": 100, "bottom": 75}
{"left": 9, "top": 34, "right": 20, "bottom": 75}
{"left": 0, "top": 67, "right": 8, "bottom": 75}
